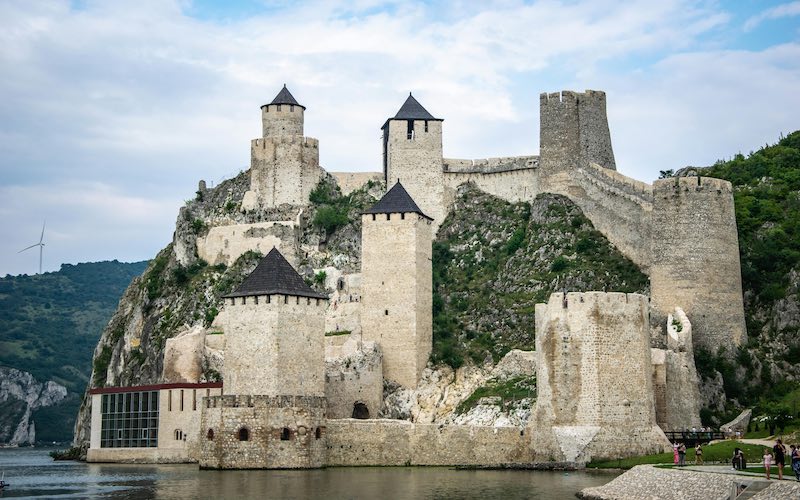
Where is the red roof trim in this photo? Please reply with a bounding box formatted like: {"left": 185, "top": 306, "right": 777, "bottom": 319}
{"left": 89, "top": 382, "right": 223, "bottom": 395}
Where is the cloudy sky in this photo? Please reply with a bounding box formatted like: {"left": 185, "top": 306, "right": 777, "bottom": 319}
{"left": 1, "top": 0, "right": 799, "bottom": 276}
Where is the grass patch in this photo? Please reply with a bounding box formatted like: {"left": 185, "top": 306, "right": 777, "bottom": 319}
{"left": 588, "top": 441, "right": 771, "bottom": 469}
{"left": 456, "top": 375, "right": 536, "bottom": 415}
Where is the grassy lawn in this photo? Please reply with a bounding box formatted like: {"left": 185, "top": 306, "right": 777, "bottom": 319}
{"left": 588, "top": 441, "right": 772, "bottom": 469}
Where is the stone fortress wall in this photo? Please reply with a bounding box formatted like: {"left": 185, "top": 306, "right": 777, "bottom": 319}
{"left": 529, "top": 292, "right": 672, "bottom": 464}
{"left": 376, "top": 88, "right": 743, "bottom": 354}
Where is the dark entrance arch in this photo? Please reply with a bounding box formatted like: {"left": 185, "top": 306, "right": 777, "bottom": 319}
{"left": 352, "top": 402, "right": 369, "bottom": 419}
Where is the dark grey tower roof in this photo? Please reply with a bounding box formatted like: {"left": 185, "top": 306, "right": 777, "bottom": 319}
{"left": 363, "top": 181, "right": 432, "bottom": 220}
{"left": 223, "top": 247, "right": 326, "bottom": 299}
{"left": 263, "top": 84, "right": 306, "bottom": 110}
{"left": 382, "top": 93, "right": 442, "bottom": 129}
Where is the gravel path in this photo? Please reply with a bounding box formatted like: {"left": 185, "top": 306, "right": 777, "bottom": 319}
{"left": 578, "top": 464, "right": 800, "bottom": 500}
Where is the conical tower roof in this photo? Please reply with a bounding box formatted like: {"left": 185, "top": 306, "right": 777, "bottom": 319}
{"left": 363, "top": 181, "right": 432, "bottom": 220}
{"left": 382, "top": 93, "right": 442, "bottom": 129}
{"left": 263, "top": 84, "right": 305, "bottom": 110}
{"left": 223, "top": 247, "right": 326, "bottom": 299}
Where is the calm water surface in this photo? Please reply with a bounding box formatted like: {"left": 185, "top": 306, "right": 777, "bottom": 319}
{"left": 0, "top": 448, "right": 618, "bottom": 499}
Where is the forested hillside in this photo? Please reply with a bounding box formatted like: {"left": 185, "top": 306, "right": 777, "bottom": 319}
{"left": 696, "top": 131, "right": 800, "bottom": 423}
{"left": 0, "top": 260, "right": 147, "bottom": 442}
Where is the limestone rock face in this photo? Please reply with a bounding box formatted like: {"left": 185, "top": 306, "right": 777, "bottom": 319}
{"left": 162, "top": 326, "right": 206, "bottom": 383}
{"left": 0, "top": 367, "right": 67, "bottom": 445}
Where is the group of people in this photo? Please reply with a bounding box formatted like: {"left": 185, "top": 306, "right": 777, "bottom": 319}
{"left": 671, "top": 442, "right": 702, "bottom": 466}
{"left": 762, "top": 439, "right": 800, "bottom": 481}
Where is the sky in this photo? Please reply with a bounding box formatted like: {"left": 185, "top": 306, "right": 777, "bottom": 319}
{"left": 1, "top": 0, "right": 799, "bottom": 276}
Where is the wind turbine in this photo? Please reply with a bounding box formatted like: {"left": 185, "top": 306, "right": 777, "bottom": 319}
{"left": 19, "top": 221, "right": 46, "bottom": 274}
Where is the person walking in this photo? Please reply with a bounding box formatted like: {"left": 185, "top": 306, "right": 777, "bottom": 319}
{"left": 764, "top": 448, "right": 773, "bottom": 480}
{"left": 773, "top": 439, "right": 787, "bottom": 480}
{"left": 672, "top": 442, "right": 679, "bottom": 465}
{"left": 790, "top": 444, "right": 800, "bottom": 481}
{"left": 695, "top": 443, "right": 703, "bottom": 465}
{"left": 678, "top": 442, "right": 687, "bottom": 466}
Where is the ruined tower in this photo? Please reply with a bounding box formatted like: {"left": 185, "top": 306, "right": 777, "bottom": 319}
{"left": 381, "top": 93, "right": 447, "bottom": 227}
{"left": 242, "top": 85, "right": 323, "bottom": 210}
{"left": 529, "top": 292, "right": 671, "bottom": 463}
{"left": 199, "top": 248, "right": 329, "bottom": 469}
{"left": 538, "top": 90, "right": 616, "bottom": 190}
{"left": 650, "top": 176, "right": 746, "bottom": 353}
{"left": 361, "top": 182, "right": 433, "bottom": 389}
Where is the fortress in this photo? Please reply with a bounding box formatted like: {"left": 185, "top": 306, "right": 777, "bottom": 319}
{"left": 86, "top": 85, "right": 746, "bottom": 468}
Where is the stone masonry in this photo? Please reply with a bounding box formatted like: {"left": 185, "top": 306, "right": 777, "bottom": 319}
{"left": 529, "top": 292, "right": 672, "bottom": 463}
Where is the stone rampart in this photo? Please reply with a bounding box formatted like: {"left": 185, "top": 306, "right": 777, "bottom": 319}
{"left": 443, "top": 156, "right": 539, "bottom": 173}
{"left": 443, "top": 163, "right": 539, "bottom": 206}
{"left": 197, "top": 221, "right": 298, "bottom": 267}
{"left": 650, "top": 176, "right": 746, "bottom": 353}
{"left": 199, "top": 395, "right": 327, "bottom": 469}
{"left": 330, "top": 172, "right": 382, "bottom": 195}
{"left": 326, "top": 419, "right": 532, "bottom": 466}
{"left": 530, "top": 292, "right": 671, "bottom": 463}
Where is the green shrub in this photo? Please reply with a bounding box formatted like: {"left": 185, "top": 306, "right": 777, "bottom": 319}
{"left": 191, "top": 218, "right": 206, "bottom": 235}
{"left": 550, "top": 256, "right": 568, "bottom": 272}
{"left": 313, "top": 206, "right": 349, "bottom": 234}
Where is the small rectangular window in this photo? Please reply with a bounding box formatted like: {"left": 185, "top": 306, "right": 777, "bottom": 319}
{"left": 290, "top": 105, "right": 294, "bottom": 112}
{"left": 385, "top": 309, "right": 389, "bottom": 316}
{"left": 386, "top": 214, "right": 391, "bottom": 221}
{"left": 180, "top": 390, "right": 184, "bottom": 411}
{"left": 193, "top": 390, "right": 197, "bottom": 411}
{"left": 168, "top": 390, "right": 172, "bottom": 411}
{"left": 371, "top": 214, "right": 376, "bottom": 221}
{"left": 424, "top": 121, "right": 429, "bottom": 132}
{"left": 401, "top": 213, "right": 405, "bottom": 220}
{"left": 277, "top": 104, "right": 281, "bottom": 111}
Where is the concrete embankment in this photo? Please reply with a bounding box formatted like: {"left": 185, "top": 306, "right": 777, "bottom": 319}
{"left": 578, "top": 464, "right": 800, "bottom": 500}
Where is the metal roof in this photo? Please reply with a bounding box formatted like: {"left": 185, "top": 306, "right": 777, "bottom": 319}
{"left": 263, "top": 84, "right": 306, "bottom": 110}
{"left": 223, "top": 247, "right": 326, "bottom": 299}
{"left": 382, "top": 93, "right": 442, "bottom": 129}
{"left": 363, "top": 181, "right": 432, "bottom": 220}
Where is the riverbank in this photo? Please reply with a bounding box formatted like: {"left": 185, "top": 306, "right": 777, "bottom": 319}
{"left": 578, "top": 464, "right": 800, "bottom": 499}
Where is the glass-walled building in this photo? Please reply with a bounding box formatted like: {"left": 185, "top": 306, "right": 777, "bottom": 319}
{"left": 88, "top": 382, "right": 222, "bottom": 463}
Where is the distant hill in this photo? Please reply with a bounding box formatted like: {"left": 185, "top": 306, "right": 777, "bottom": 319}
{"left": 0, "top": 260, "right": 148, "bottom": 443}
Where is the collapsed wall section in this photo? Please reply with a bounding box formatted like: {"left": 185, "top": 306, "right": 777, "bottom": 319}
{"left": 529, "top": 292, "right": 670, "bottom": 464}
{"left": 650, "top": 177, "right": 746, "bottom": 353}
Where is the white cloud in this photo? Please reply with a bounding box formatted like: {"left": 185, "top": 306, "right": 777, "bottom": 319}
{"left": 744, "top": 1, "right": 800, "bottom": 31}
{"left": 0, "top": 0, "right": 797, "bottom": 274}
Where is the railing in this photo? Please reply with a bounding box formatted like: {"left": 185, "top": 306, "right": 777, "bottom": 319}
{"left": 664, "top": 431, "right": 725, "bottom": 444}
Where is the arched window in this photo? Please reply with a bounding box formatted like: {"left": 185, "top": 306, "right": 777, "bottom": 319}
{"left": 238, "top": 427, "right": 249, "bottom": 441}
{"left": 207, "top": 429, "right": 215, "bottom": 440}
{"left": 174, "top": 429, "right": 183, "bottom": 440}
{"left": 280, "top": 428, "right": 291, "bottom": 441}
{"left": 315, "top": 427, "right": 322, "bottom": 440}
{"left": 352, "top": 402, "right": 370, "bottom": 419}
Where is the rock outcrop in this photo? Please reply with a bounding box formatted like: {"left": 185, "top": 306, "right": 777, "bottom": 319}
{"left": 0, "top": 367, "right": 67, "bottom": 445}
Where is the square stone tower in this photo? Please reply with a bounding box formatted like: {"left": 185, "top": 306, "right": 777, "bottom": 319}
{"left": 381, "top": 94, "right": 447, "bottom": 228}
{"left": 199, "top": 247, "right": 329, "bottom": 469}
{"left": 361, "top": 182, "right": 433, "bottom": 389}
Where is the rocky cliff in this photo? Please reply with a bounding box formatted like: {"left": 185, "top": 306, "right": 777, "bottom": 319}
{"left": 0, "top": 367, "right": 67, "bottom": 445}
{"left": 73, "top": 173, "right": 382, "bottom": 445}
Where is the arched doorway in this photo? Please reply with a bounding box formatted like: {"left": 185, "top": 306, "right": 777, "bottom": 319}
{"left": 352, "top": 402, "right": 369, "bottom": 419}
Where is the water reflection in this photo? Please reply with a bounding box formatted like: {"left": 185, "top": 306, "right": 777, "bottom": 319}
{"left": 0, "top": 448, "right": 618, "bottom": 499}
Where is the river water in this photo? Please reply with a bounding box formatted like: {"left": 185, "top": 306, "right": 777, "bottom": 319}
{"left": 0, "top": 448, "right": 618, "bottom": 499}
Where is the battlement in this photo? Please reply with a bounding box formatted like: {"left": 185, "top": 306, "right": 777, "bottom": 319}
{"left": 539, "top": 89, "right": 607, "bottom": 106}
{"left": 225, "top": 294, "right": 327, "bottom": 307}
{"left": 652, "top": 176, "right": 733, "bottom": 195}
{"left": 251, "top": 136, "right": 319, "bottom": 149}
{"left": 443, "top": 155, "right": 539, "bottom": 174}
{"left": 544, "top": 291, "right": 649, "bottom": 311}
{"left": 205, "top": 394, "right": 326, "bottom": 409}
{"left": 581, "top": 162, "right": 653, "bottom": 205}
